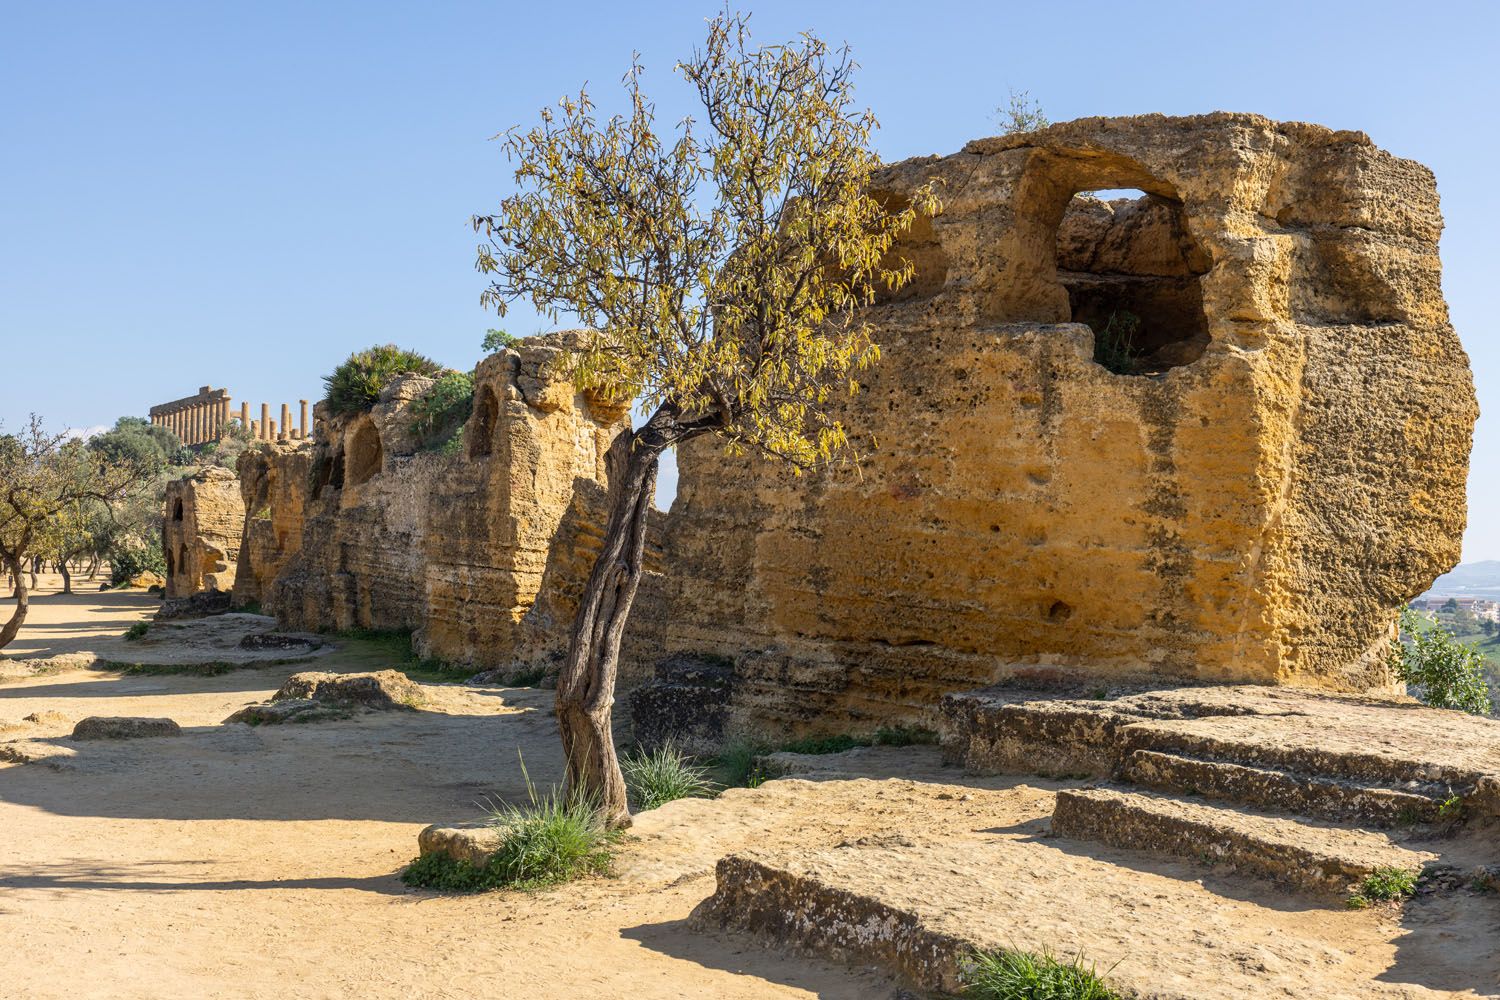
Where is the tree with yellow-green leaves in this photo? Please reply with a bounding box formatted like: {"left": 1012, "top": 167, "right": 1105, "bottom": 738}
{"left": 472, "top": 9, "right": 939, "bottom": 825}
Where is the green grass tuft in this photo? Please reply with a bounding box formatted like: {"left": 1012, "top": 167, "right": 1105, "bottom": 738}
{"left": 713, "top": 738, "right": 771, "bottom": 789}
{"left": 1349, "top": 867, "right": 1419, "bottom": 906}
{"left": 621, "top": 741, "right": 717, "bottom": 811}
{"left": 963, "top": 948, "right": 1122, "bottom": 999}
{"left": 402, "top": 766, "right": 615, "bottom": 893}
{"left": 123, "top": 621, "right": 150, "bottom": 641}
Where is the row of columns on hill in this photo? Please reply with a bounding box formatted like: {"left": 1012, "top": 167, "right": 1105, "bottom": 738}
{"left": 149, "top": 386, "right": 311, "bottom": 446}
{"left": 238, "top": 400, "right": 311, "bottom": 443}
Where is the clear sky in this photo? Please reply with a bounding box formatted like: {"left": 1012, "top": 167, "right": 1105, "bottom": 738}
{"left": 2, "top": 1, "right": 1496, "bottom": 556}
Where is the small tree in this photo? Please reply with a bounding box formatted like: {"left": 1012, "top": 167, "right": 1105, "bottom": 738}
{"left": 1391, "top": 606, "right": 1493, "bottom": 715}
{"left": 481, "top": 328, "right": 517, "bottom": 354}
{"left": 0, "top": 417, "right": 148, "bottom": 648}
{"left": 997, "top": 88, "right": 1049, "bottom": 135}
{"left": 473, "top": 9, "right": 938, "bottom": 824}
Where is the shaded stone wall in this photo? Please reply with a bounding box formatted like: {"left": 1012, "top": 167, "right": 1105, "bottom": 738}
{"left": 646, "top": 114, "right": 1476, "bottom": 741}
{"left": 233, "top": 333, "right": 630, "bottom": 671}
{"left": 162, "top": 467, "right": 245, "bottom": 598}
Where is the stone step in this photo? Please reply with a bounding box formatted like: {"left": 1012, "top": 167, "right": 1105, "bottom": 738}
{"left": 1119, "top": 749, "right": 1454, "bottom": 828}
{"left": 693, "top": 834, "right": 1436, "bottom": 999}
{"left": 1051, "top": 786, "right": 1436, "bottom": 897}
{"left": 939, "top": 685, "right": 1497, "bottom": 819}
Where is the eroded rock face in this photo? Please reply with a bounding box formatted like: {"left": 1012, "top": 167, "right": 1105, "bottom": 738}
{"left": 233, "top": 333, "right": 630, "bottom": 672}
{"left": 648, "top": 113, "right": 1477, "bottom": 741}
{"left": 162, "top": 467, "right": 244, "bottom": 599}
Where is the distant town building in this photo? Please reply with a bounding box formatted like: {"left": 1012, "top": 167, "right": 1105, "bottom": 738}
{"left": 1410, "top": 596, "right": 1500, "bottom": 621}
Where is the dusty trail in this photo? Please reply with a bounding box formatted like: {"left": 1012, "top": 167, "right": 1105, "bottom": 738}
{"left": 1, "top": 580, "right": 1496, "bottom": 998}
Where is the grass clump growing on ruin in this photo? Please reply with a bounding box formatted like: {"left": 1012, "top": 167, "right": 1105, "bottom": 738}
{"left": 621, "top": 742, "right": 716, "bottom": 811}
{"left": 714, "top": 739, "right": 771, "bottom": 789}
{"left": 1347, "top": 867, "right": 1419, "bottom": 909}
{"left": 963, "top": 948, "right": 1121, "bottom": 999}
{"left": 324, "top": 345, "right": 443, "bottom": 416}
{"left": 1093, "top": 310, "right": 1141, "bottom": 375}
{"left": 402, "top": 765, "right": 616, "bottom": 893}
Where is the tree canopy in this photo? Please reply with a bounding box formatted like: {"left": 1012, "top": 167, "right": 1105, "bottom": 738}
{"left": 472, "top": 8, "right": 938, "bottom": 825}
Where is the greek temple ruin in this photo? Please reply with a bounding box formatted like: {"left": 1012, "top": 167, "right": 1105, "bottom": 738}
{"left": 149, "top": 386, "right": 313, "bottom": 445}
{"left": 162, "top": 113, "right": 1477, "bottom": 745}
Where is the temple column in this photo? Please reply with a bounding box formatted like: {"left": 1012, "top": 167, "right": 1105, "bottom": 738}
{"left": 260, "top": 403, "right": 270, "bottom": 441}
{"left": 221, "top": 398, "right": 232, "bottom": 437}
{"left": 299, "top": 400, "right": 309, "bottom": 440}
{"left": 240, "top": 402, "right": 250, "bottom": 433}
{"left": 250, "top": 420, "right": 259, "bottom": 439}
{"left": 269, "top": 419, "right": 278, "bottom": 440}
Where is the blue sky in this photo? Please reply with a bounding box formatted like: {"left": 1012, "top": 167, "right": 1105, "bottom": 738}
{"left": 2, "top": 1, "right": 1496, "bottom": 557}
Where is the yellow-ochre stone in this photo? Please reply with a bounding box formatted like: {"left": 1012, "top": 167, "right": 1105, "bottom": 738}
{"left": 648, "top": 113, "right": 1476, "bottom": 736}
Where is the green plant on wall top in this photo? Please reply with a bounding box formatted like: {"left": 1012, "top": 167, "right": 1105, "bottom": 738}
{"left": 481, "top": 328, "right": 517, "bottom": 354}
{"left": 323, "top": 345, "right": 443, "bottom": 416}
{"left": 408, "top": 370, "right": 475, "bottom": 452}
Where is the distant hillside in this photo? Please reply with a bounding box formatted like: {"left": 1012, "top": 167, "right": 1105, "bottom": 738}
{"left": 1422, "top": 560, "right": 1500, "bottom": 599}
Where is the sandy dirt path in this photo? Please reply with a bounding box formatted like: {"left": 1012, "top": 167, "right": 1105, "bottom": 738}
{"left": 1, "top": 583, "right": 1496, "bottom": 998}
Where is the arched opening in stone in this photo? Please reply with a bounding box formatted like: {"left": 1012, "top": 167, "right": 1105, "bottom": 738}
{"left": 1055, "top": 188, "right": 1211, "bottom": 375}
{"left": 870, "top": 191, "right": 950, "bottom": 305}
{"left": 345, "top": 421, "right": 383, "bottom": 488}
{"left": 469, "top": 386, "right": 499, "bottom": 459}
{"left": 177, "top": 545, "right": 190, "bottom": 580}
{"left": 165, "top": 548, "right": 175, "bottom": 578}
{"left": 172, "top": 498, "right": 185, "bottom": 521}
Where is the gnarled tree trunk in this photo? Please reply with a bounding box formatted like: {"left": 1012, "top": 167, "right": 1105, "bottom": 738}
{"left": 58, "top": 560, "right": 72, "bottom": 594}
{"left": 1, "top": 552, "right": 29, "bottom": 649}
{"left": 555, "top": 405, "right": 712, "bottom": 827}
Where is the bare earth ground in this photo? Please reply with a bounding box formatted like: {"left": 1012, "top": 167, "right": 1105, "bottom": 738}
{"left": 1, "top": 577, "right": 1497, "bottom": 999}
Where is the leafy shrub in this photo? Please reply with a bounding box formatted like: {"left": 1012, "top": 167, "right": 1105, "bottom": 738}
{"left": 996, "top": 89, "right": 1050, "bottom": 135}
{"left": 1391, "top": 607, "right": 1493, "bottom": 715}
{"left": 408, "top": 370, "right": 475, "bottom": 452}
{"left": 123, "top": 621, "right": 149, "bottom": 641}
{"left": 1347, "top": 866, "right": 1418, "bottom": 908}
{"left": 323, "top": 345, "right": 442, "bottom": 416}
{"left": 963, "top": 948, "right": 1120, "bottom": 999}
{"left": 109, "top": 538, "right": 165, "bottom": 585}
{"left": 402, "top": 767, "right": 615, "bottom": 892}
{"left": 621, "top": 741, "right": 716, "bottom": 810}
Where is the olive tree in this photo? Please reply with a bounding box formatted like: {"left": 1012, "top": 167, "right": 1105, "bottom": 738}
{"left": 473, "top": 10, "right": 938, "bottom": 824}
{"left": 0, "top": 417, "right": 146, "bottom": 648}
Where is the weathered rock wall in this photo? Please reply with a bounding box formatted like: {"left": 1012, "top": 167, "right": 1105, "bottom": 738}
{"left": 162, "top": 467, "right": 244, "bottom": 598}
{"left": 235, "top": 333, "right": 630, "bottom": 671}
{"left": 648, "top": 113, "right": 1476, "bottom": 741}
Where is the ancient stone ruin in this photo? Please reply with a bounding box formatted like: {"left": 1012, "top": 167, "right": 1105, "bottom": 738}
{"left": 162, "top": 114, "right": 1475, "bottom": 746}
{"left": 149, "top": 386, "right": 234, "bottom": 447}
{"left": 148, "top": 385, "right": 312, "bottom": 446}
{"left": 162, "top": 467, "right": 244, "bottom": 599}
{"left": 638, "top": 112, "right": 1477, "bottom": 743}
{"left": 227, "top": 332, "right": 657, "bottom": 673}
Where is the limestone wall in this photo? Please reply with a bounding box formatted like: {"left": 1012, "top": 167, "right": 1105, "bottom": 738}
{"left": 232, "top": 333, "right": 630, "bottom": 671}
{"left": 647, "top": 114, "right": 1476, "bottom": 740}
{"left": 162, "top": 467, "right": 245, "bottom": 598}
